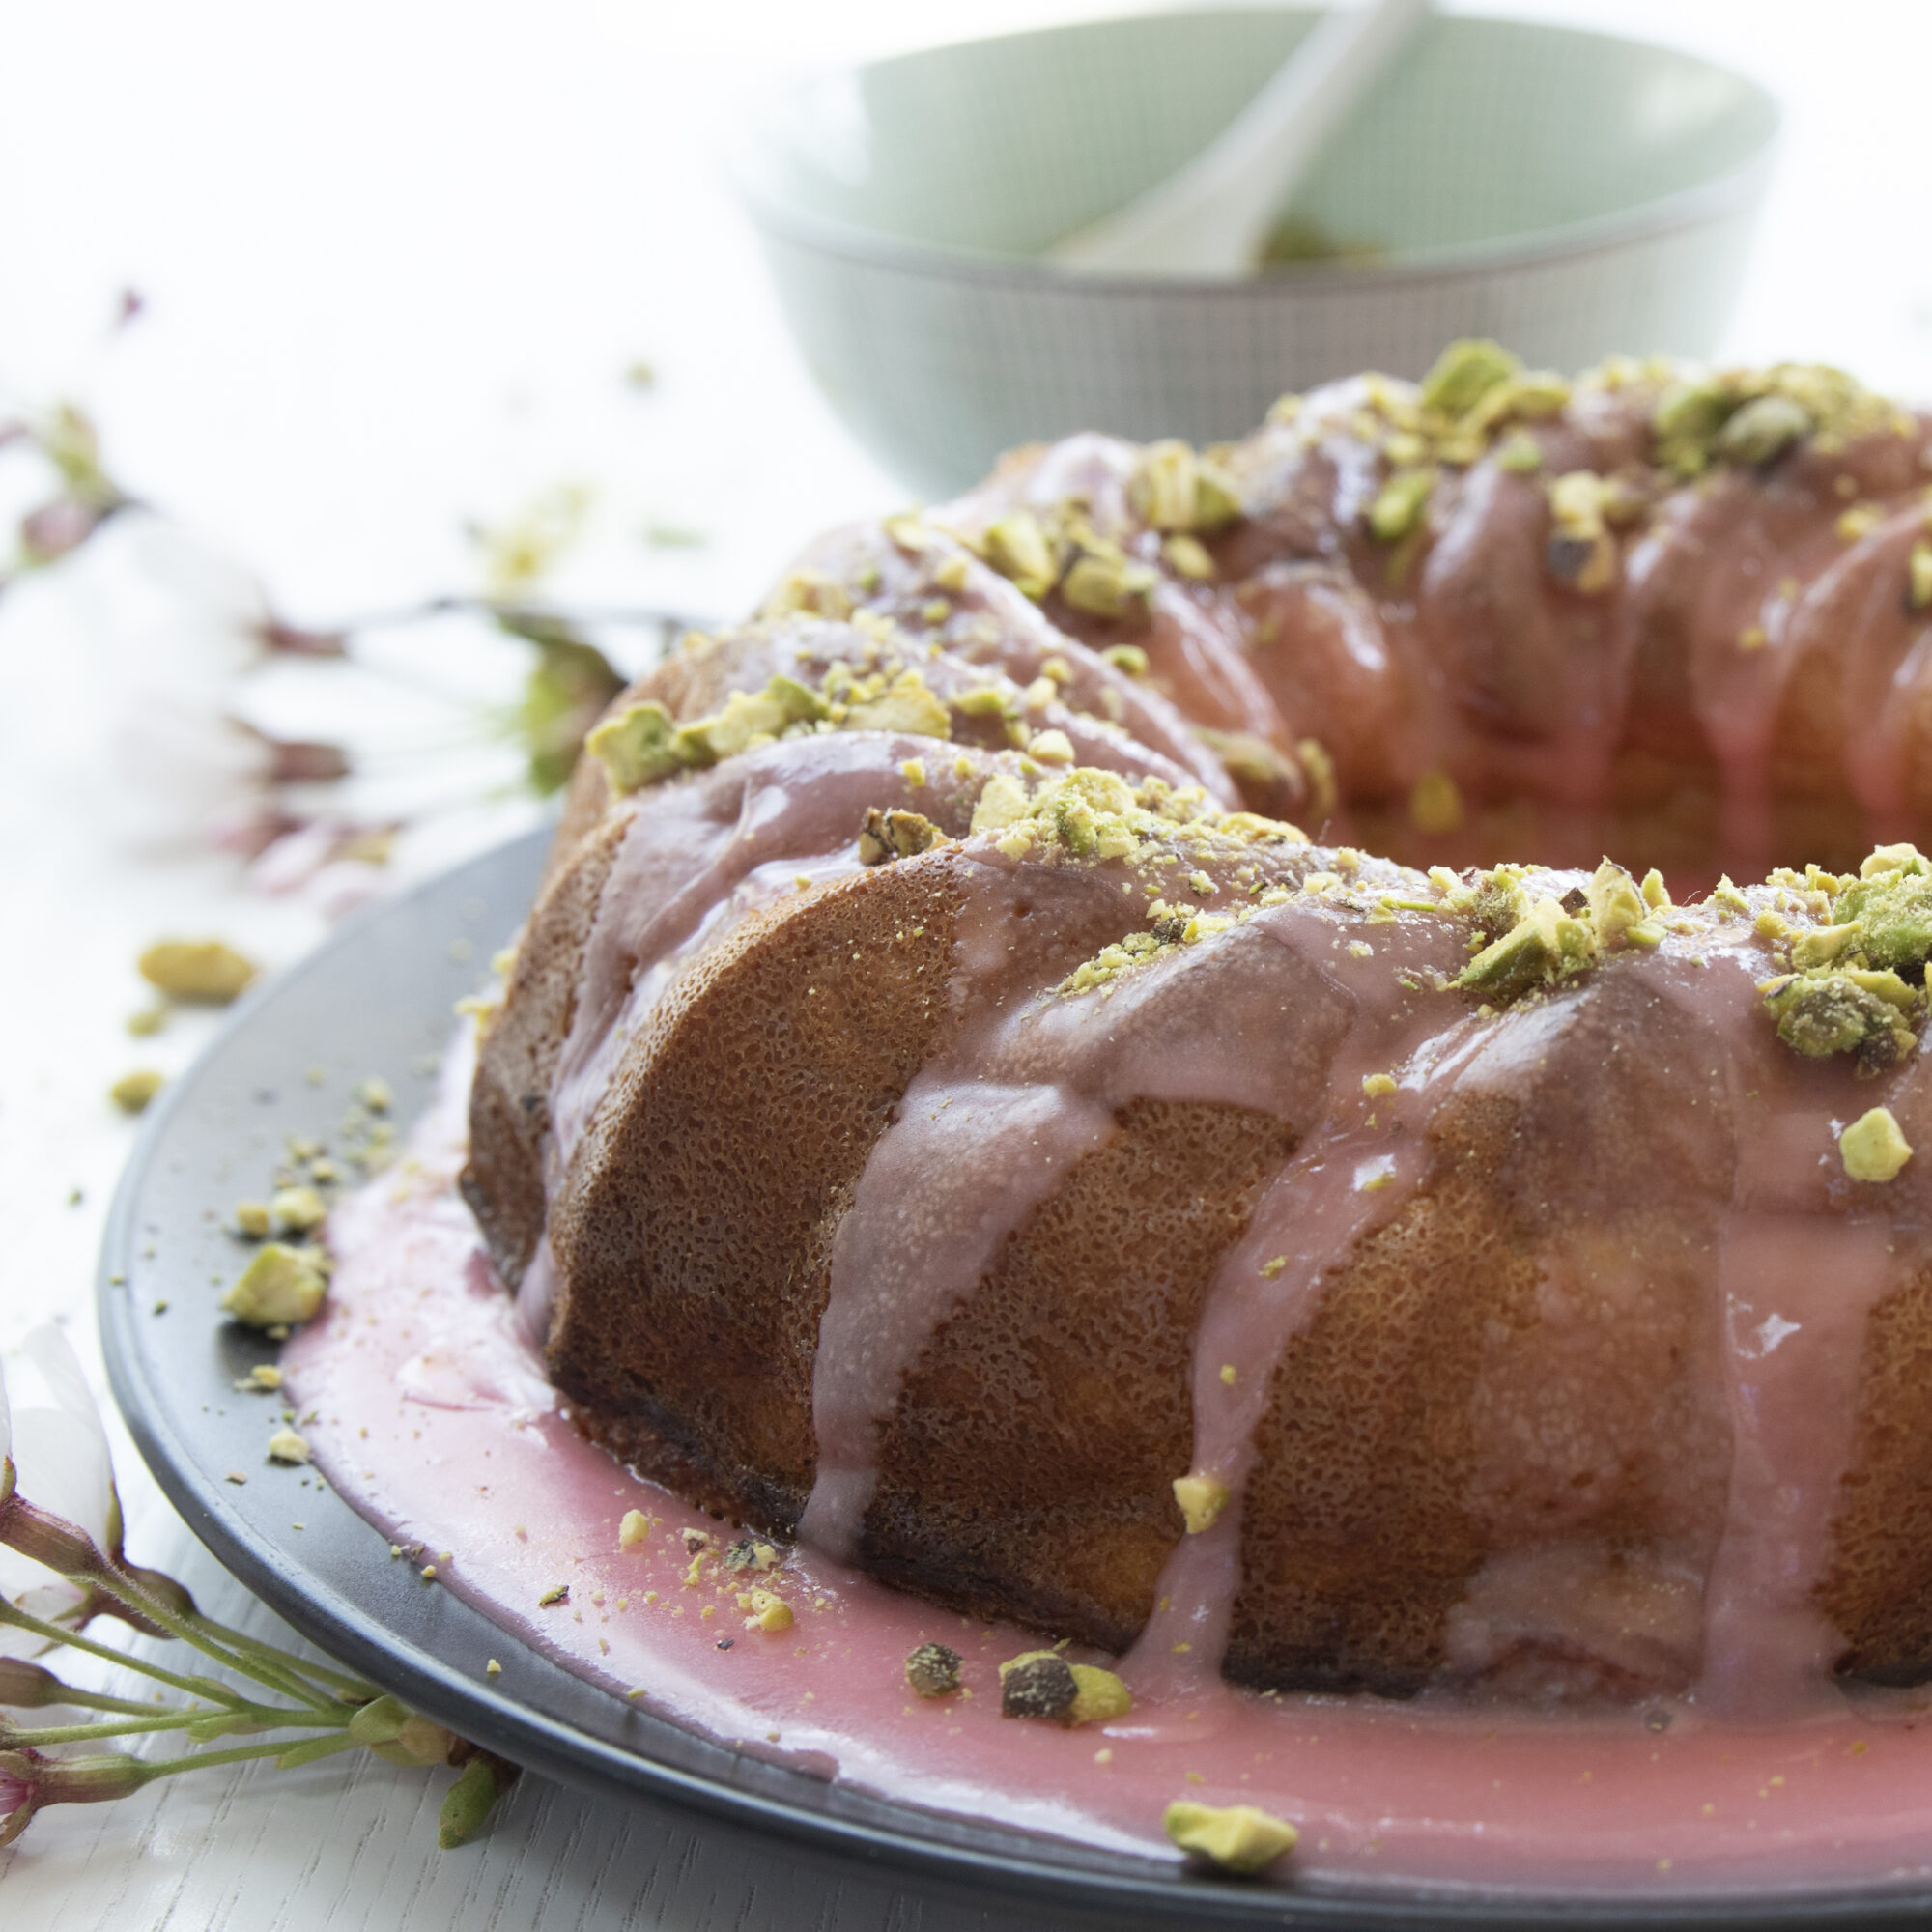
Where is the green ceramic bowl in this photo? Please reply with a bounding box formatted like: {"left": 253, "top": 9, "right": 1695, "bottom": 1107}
{"left": 738, "top": 8, "right": 1779, "bottom": 497}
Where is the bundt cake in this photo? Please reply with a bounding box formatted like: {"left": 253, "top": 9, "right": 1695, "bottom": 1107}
{"left": 462, "top": 344, "right": 1932, "bottom": 1706}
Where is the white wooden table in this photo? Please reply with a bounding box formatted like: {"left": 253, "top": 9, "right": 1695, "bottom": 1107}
{"left": 4, "top": 1, "right": 1932, "bottom": 1922}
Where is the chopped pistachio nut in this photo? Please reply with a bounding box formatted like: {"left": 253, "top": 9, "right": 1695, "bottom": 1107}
{"left": 1173, "top": 1472, "right": 1230, "bottom": 1535}
{"left": 1498, "top": 371, "right": 1571, "bottom": 421}
{"left": 1061, "top": 550, "right": 1158, "bottom": 620}
{"left": 1028, "top": 728, "right": 1075, "bottom": 766}
{"left": 591, "top": 676, "right": 839, "bottom": 793}
{"left": 237, "top": 1364, "right": 282, "bottom": 1392}
{"left": 1714, "top": 391, "right": 1812, "bottom": 467}
{"left": 737, "top": 1588, "right": 793, "bottom": 1633}
{"left": 222, "top": 1244, "right": 327, "bottom": 1329}
{"left": 882, "top": 511, "right": 931, "bottom": 554}
{"left": 1650, "top": 364, "right": 1887, "bottom": 476}
{"left": 1067, "top": 1664, "right": 1133, "bottom": 1726}
{"left": 1494, "top": 433, "right": 1543, "bottom": 473}
{"left": 1408, "top": 768, "right": 1463, "bottom": 837}
{"left": 1834, "top": 847, "right": 1932, "bottom": 970}
{"left": 858, "top": 808, "right": 945, "bottom": 866}
{"left": 1912, "top": 541, "right": 1932, "bottom": 613}
{"left": 1546, "top": 471, "right": 1617, "bottom": 593}
{"left": 1362, "top": 1072, "right": 1398, "bottom": 1098}
{"left": 952, "top": 683, "right": 1013, "bottom": 721}
{"left": 1466, "top": 866, "right": 1529, "bottom": 934}
{"left": 1861, "top": 843, "right": 1931, "bottom": 877}
{"left": 1418, "top": 339, "right": 1519, "bottom": 417}
{"left": 538, "top": 1584, "right": 569, "bottom": 1606}
{"left": 760, "top": 568, "right": 853, "bottom": 621}
{"left": 126, "top": 1005, "right": 167, "bottom": 1037}
{"left": 684, "top": 675, "right": 833, "bottom": 759}
{"left": 905, "top": 1641, "right": 963, "bottom": 1698}
{"left": 1458, "top": 895, "right": 1598, "bottom": 1001}
{"left": 1585, "top": 859, "right": 1648, "bottom": 943}
{"left": 1837, "top": 503, "right": 1884, "bottom": 542}
{"left": 1791, "top": 922, "right": 1862, "bottom": 970}
{"left": 1641, "top": 869, "right": 1672, "bottom": 910}
{"left": 1368, "top": 467, "right": 1435, "bottom": 542}
{"left": 586, "top": 698, "right": 687, "bottom": 792}
{"left": 970, "top": 774, "right": 1032, "bottom": 834}
{"left": 138, "top": 939, "right": 257, "bottom": 1004}
{"left": 270, "top": 1185, "right": 327, "bottom": 1235}
{"left": 267, "top": 1428, "right": 311, "bottom": 1465}
{"left": 1296, "top": 737, "right": 1339, "bottom": 818}
{"left": 1194, "top": 725, "right": 1300, "bottom": 800}
{"left": 110, "top": 1069, "right": 163, "bottom": 1114}
{"left": 844, "top": 668, "right": 951, "bottom": 738}
{"left": 1128, "top": 440, "right": 1244, "bottom": 533}
{"left": 981, "top": 510, "right": 1059, "bottom": 599}
{"left": 1163, "top": 1799, "right": 1299, "bottom": 1875}
{"left": 1162, "top": 532, "right": 1216, "bottom": 580}
{"left": 618, "top": 1509, "right": 650, "bottom": 1550}
{"left": 1842, "top": 1106, "right": 1914, "bottom": 1183}
{"left": 933, "top": 554, "right": 971, "bottom": 593}
{"left": 724, "top": 1537, "right": 781, "bottom": 1573}
{"left": 1766, "top": 973, "right": 1917, "bottom": 1070}
{"left": 995, "top": 1651, "right": 1128, "bottom": 1726}
{"left": 999, "top": 1652, "right": 1079, "bottom": 1723}
{"left": 1103, "top": 643, "right": 1150, "bottom": 678}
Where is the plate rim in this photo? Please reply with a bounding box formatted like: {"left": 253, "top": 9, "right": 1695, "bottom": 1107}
{"left": 94, "top": 828, "right": 1932, "bottom": 1932}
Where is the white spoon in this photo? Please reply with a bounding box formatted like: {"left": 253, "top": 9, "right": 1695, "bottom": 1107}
{"left": 1047, "top": 0, "right": 1433, "bottom": 279}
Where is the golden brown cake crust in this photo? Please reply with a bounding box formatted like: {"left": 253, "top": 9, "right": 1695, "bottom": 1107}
{"left": 865, "top": 1096, "right": 1298, "bottom": 1652}
{"left": 1229, "top": 970, "right": 1736, "bottom": 1697}
{"left": 461, "top": 349, "right": 1932, "bottom": 1705}
{"left": 545, "top": 855, "right": 974, "bottom": 1529}
{"left": 459, "top": 807, "right": 630, "bottom": 1288}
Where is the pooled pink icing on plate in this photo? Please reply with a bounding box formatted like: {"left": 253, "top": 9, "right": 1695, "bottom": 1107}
{"left": 284, "top": 1046, "right": 1932, "bottom": 1903}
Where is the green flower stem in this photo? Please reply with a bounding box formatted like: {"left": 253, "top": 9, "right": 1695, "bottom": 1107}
{"left": 29, "top": 1682, "right": 167, "bottom": 1719}
{"left": 135, "top": 1728, "right": 366, "bottom": 1782}
{"left": 72, "top": 1562, "right": 336, "bottom": 1713}
{"left": 184, "top": 1613, "right": 376, "bottom": 1702}
{"left": 0, "top": 1600, "right": 251, "bottom": 1708}
{"left": 6, "top": 1705, "right": 347, "bottom": 1747}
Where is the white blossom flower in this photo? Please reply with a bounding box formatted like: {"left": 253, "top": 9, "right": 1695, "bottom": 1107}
{"left": 0, "top": 1329, "right": 117, "bottom": 1659}
{"left": 64, "top": 511, "right": 346, "bottom": 854}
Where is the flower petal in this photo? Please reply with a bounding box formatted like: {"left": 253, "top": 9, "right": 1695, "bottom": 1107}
{"left": 4, "top": 1330, "right": 113, "bottom": 1548}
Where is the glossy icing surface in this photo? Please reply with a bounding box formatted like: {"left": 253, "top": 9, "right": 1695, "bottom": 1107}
{"left": 296, "top": 355, "right": 1932, "bottom": 1893}
{"left": 286, "top": 1052, "right": 1932, "bottom": 1899}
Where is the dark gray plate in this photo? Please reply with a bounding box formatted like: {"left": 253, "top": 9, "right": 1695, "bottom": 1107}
{"left": 98, "top": 829, "right": 1932, "bottom": 1930}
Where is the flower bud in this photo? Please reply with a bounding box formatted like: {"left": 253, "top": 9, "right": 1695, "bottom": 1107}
{"left": 0, "top": 1746, "right": 149, "bottom": 1844}
{"left": 0, "top": 1488, "right": 110, "bottom": 1580}
{"left": 345, "top": 1693, "right": 409, "bottom": 1747}
{"left": 438, "top": 1747, "right": 518, "bottom": 1849}
{"left": 0, "top": 1657, "right": 66, "bottom": 1709}
{"left": 348, "top": 1692, "right": 455, "bottom": 1768}
{"left": 34, "top": 1749, "right": 151, "bottom": 1805}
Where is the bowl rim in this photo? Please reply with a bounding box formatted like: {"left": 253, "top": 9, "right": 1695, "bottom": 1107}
{"left": 732, "top": 5, "right": 1782, "bottom": 295}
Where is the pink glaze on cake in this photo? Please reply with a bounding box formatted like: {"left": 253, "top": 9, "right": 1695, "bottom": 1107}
{"left": 285, "top": 1048, "right": 1932, "bottom": 1901}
